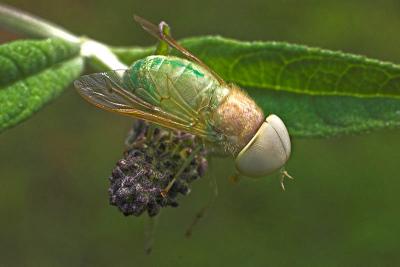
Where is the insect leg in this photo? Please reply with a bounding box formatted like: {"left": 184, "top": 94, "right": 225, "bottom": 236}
{"left": 154, "top": 21, "right": 171, "bottom": 55}
{"left": 229, "top": 172, "right": 241, "bottom": 184}
{"left": 161, "top": 145, "right": 202, "bottom": 197}
{"left": 134, "top": 15, "right": 226, "bottom": 85}
{"left": 280, "top": 168, "right": 295, "bottom": 191}
{"left": 144, "top": 213, "right": 160, "bottom": 254}
{"left": 185, "top": 157, "right": 218, "bottom": 238}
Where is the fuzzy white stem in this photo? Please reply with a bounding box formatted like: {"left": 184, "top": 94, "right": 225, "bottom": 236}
{"left": 81, "top": 39, "right": 128, "bottom": 70}
{"left": 0, "top": 4, "right": 128, "bottom": 71}
{"left": 0, "top": 3, "right": 79, "bottom": 43}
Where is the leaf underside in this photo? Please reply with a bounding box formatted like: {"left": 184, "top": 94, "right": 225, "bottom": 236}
{"left": 112, "top": 36, "right": 400, "bottom": 137}
{"left": 0, "top": 39, "right": 84, "bottom": 132}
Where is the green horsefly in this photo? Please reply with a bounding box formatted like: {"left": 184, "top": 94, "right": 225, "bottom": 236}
{"left": 74, "top": 16, "right": 292, "bottom": 195}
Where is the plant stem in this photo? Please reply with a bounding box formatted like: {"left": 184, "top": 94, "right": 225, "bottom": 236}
{"left": 0, "top": 3, "right": 128, "bottom": 70}
{"left": 0, "top": 3, "right": 79, "bottom": 43}
{"left": 80, "top": 38, "right": 128, "bottom": 70}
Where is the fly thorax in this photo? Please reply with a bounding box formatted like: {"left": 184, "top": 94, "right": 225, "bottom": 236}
{"left": 213, "top": 85, "right": 264, "bottom": 155}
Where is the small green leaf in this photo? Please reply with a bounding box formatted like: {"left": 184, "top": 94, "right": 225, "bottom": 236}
{"left": 112, "top": 36, "right": 400, "bottom": 137}
{"left": 0, "top": 38, "right": 84, "bottom": 132}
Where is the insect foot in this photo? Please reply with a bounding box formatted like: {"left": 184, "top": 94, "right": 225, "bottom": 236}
{"left": 280, "top": 169, "right": 295, "bottom": 191}
{"left": 108, "top": 120, "right": 208, "bottom": 217}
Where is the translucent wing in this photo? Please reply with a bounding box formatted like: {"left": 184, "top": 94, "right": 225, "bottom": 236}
{"left": 133, "top": 15, "right": 226, "bottom": 85}
{"left": 74, "top": 70, "right": 217, "bottom": 139}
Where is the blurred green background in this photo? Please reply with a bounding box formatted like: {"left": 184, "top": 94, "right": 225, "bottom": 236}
{"left": 1, "top": 0, "right": 400, "bottom": 266}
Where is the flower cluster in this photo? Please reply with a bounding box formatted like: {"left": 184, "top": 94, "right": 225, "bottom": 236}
{"left": 108, "top": 120, "right": 208, "bottom": 217}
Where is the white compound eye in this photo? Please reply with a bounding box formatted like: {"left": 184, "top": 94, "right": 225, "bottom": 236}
{"left": 235, "top": 114, "right": 291, "bottom": 177}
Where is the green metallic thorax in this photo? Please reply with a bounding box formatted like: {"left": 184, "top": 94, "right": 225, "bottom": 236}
{"left": 126, "top": 55, "right": 230, "bottom": 136}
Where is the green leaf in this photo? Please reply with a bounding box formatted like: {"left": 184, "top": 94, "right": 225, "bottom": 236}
{"left": 113, "top": 37, "right": 400, "bottom": 99}
{"left": 249, "top": 89, "right": 400, "bottom": 137}
{"left": 112, "top": 36, "right": 400, "bottom": 137}
{"left": 0, "top": 38, "right": 84, "bottom": 132}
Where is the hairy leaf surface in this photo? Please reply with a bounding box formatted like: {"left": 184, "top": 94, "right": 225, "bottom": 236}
{"left": 0, "top": 38, "right": 83, "bottom": 132}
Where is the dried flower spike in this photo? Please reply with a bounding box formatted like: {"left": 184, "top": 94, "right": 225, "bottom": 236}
{"left": 108, "top": 120, "right": 208, "bottom": 217}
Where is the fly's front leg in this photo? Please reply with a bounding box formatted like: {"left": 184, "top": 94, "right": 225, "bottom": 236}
{"left": 185, "top": 157, "right": 218, "bottom": 237}
{"left": 229, "top": 172, "right": 241, "bottom": 184}
{"left": 280, "top": 168, "right": 294, "bottom": 191}
{"left": 161, "top": 145, "right": 202, "bottom": 197}
{"left": 154, "top": 21, "right": 171, "bottom": 55}
{"left": 144, "top": 214, "right": 160, "bottom": 254}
